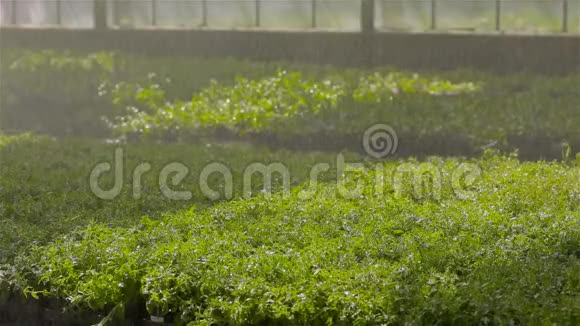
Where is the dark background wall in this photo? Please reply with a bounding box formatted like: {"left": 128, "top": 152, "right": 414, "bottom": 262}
{"left": 1, "top": 27, "right": 579, "bottom": 73}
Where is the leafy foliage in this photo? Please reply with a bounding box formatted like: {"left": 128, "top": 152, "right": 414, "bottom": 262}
{"left": 2, "top": 49, "right": 580, "bottom": 325}
{"left": 107, "top": 65, "right": 580, "bottom": 153}
{"left": 3, "top": 135, "right": 579, "bottom": 324}
{"left": 107, "top": 70, "right": 347, "bottom": 137}
{"left": 0, "top": 133, "right": 343, "bottom": 263}
{"left": 0, "top": 49, "right": 290, "bottom": 137}
{"left": 4, "top": 49, "right": 579, "bottom": 154}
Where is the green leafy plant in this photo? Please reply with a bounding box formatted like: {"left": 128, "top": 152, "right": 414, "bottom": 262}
{"left": 106, "top": 65, "right": 579, "bottom": 155}
{"left": 8, "top": 138, "right": 579, "bottom": 325}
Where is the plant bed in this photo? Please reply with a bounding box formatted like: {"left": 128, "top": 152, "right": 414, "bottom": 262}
{"left": 105, "top": 67, "right": 579, "bottom": 160}
{"left": 12, "top": 154, "right": 580, "bottom": 325}
{"left": 2, "top": 49, "right": 578, "bottom": 154}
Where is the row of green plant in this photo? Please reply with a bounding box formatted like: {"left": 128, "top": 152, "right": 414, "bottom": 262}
{"left": 6, "top": 148, "right": 579, "bottom": 325}
{"left": 2, "top": 48, "right": 580, "bottom": 325}
{"left": 0, "top": 49, "right": 294, "bottom": 136}
{"left": 0, "top": 133, "right": 352, "bottom": 265}
{"left": 3, "top": 49, "right": 579, "bottom": 151}
{"left": 109, "top": 67, "right": 580, "bottom": 153}
{"left": 107, "top": 70, "right": 479, "bottom": 137}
